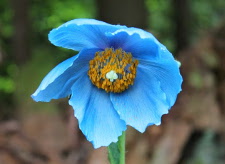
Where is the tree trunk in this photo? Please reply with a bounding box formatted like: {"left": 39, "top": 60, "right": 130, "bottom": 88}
{"left": 173, "top": 0, "right": 191, "bottom": 54}
{"left": 96, "top": 0, "right": 148, "bottom": 29}
{"left": 11, "top": 0, "right": 30, "bottom": 65}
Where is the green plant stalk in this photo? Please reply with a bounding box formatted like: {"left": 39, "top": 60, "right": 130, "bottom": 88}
{"left": 108, "top": 131, "right": 126, "bottom": 164}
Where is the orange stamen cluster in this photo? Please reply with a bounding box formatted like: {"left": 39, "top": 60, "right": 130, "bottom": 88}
{"left": 88, "top": 48, "right": 139, "bottom": 93}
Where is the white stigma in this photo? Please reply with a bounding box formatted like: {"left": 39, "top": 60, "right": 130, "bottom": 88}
{"left": 106, "top": 70, "right": 118, "bottom": 82}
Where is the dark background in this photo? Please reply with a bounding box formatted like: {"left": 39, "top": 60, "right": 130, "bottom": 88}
{"left": 0, "top": 0, "right": 225, "bottom": 163}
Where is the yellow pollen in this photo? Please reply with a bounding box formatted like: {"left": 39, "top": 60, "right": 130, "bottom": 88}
{"left": 88, "top": 48, "right": 139, "bottom": 93}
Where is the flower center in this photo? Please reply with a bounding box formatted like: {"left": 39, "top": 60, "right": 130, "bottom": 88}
{"left": 88, "top": 48, "right": 139, "bottom": 93}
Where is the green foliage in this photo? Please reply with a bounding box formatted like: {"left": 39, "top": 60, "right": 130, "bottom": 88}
{"left": 108, "top": 142, "right": 121, "bottom": 164}
{"left": 31, "top": 0, "right": 96, "bottom": 35}
{"left": 184, "top": 131, "right": 225, "bottom": 164}
{"left": 108, "top": 132, "right": 126, "bottom": 164}
{"left": 146, "top": 0, "right": 174, "bottom": 51}
{"left": 0, "top": 63, "right": 16, "bottom": 94}
{"left": 192, "top": 0, "right": 225, "bottom": 34}
{"left": 14, "top": 46, "right": 64, "bottom": 113}
{"left": 188, "top": 71, "right": 204, "bottom": 89}
{"left": 0, "top": 76, "right": 15, "bottom": 93}
{"left": 145, "top": 0, "right": 225, "bottom": 51}
{"left": 0, "top": 0, "right": 13, "bottom": 38}
{"left": 14, "top": 46, "right": 59, "bottom": 101}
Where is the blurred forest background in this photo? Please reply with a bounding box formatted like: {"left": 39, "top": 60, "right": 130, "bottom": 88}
{"left": 0, "top": 0, "right": 225, "bottom": 163}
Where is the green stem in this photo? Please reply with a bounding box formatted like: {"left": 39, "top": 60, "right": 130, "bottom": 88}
{"left": 108, "top": 131, "right": 126, "bottom": 164}
{"left": 118, "top": 131, "right": 125, "bottom": 164}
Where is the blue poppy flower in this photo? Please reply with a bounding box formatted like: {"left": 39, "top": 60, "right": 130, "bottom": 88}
{"left": 31, "top": 19, "right": 182, "bottom": 148}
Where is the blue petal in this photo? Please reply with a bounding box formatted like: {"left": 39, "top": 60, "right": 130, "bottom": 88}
{"left": 69, "top": 74, "right": 126, "bottom": 148}
{"left": 138, "top": 49, "right": 183, "bottom": 108}
{"left": 31, "top": 48, "right": 99, "bottom": 102}
{"left": 107, "top": 27, "right": 161, "bottom": 60}
{"left": 49, "top": 18, "right": 127, "bottom": 51}
{"left": 112, "top": 27, "right": 160, "bottom": 41}
{"left": 110, "top": 68, "right": 170, "bottom": 132}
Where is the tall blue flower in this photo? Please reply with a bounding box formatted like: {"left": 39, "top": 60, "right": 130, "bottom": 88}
{"left": 31, "top": 19, "right": 182, "bottom": 148}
